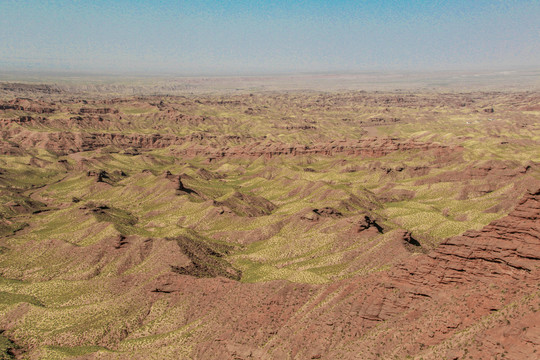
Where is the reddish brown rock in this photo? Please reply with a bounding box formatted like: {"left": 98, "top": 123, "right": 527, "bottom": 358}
{"left": 182, "top": 188, "right": 540, "bottom": 359}
{"left": 79, "top": 107, "right": 119, "bottom": 115}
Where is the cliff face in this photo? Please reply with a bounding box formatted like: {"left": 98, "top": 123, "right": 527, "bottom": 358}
{"left": 176, "top": 138, "right": 458, "bottom": 160}
{"left": 2, "top": 124, "right": 457, "bottom": 159}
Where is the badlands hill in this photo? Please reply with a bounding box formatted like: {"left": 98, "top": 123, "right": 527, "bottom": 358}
{"left": 0, "top": 83, "right": 539, "bottom": 359}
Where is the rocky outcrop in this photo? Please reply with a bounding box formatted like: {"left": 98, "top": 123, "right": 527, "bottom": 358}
{"left": 2, "top": 126, "right": 461, "bottom": 159}
{"left": 415, "top": 160, "right": 532, "bottom": 185}
{"left": 214, "top": 192, "right": 276, "bottom": 217}
{"left": 2, "top": 129, "right": 186, "bottom": 155}
{"left": 301, "top": 207, "right": 343, "bottom": 221}
{"left": 0, "top": 140, "right": 23, "bottom": 155}
{"left": 0, "top": 98, "right": 55, "bottom": 113}
{"left": 181, "top": 138, "right": 459, "bottom": 160}
{"left": 79, "top": 107, "right": 119, "bottom": 115}
{"left": 169, "top": 236, "right": 241, "bottom": 281}
{"left": 87, "top": 170, "right": 110, "bottom": 183}
{"left": 354, "top": 215, "right": 384, "bottom": 233}
{"left": 162, "top": 171, "right": 197, "bottom": 195}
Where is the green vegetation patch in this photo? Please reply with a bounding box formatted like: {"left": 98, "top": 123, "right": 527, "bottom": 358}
{"left": 0, "top": 333, "right": 17, "bottom": 360}
{"left": 89, "top": 203, "right": 138, "bottom": 234}
{"left": 0, "top": 291, "right": 43, "bottom": 307}
{"left": 40, "top": 345, "right": 111, "bottom": 358}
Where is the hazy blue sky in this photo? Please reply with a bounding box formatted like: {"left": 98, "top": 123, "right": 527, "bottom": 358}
{"left": 0, "top": 0, "right": 538, "bottom": 75}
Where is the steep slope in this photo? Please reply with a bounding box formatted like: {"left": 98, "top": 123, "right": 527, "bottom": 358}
{"left": 180, "top": 187, "right": 540, "bottom": 359}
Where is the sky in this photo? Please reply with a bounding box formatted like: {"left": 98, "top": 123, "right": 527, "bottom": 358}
{"left": 0, "top": 0, "right": 539, "bottom": 75}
